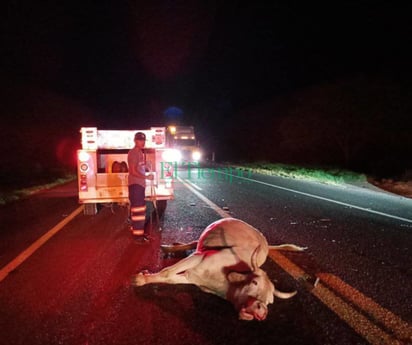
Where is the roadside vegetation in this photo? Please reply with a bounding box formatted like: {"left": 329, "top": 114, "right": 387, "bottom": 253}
{"left": 0, "top": 174, "right": 76, "bottom": 206}
{"left": 230, "top": 162, "right": 367, "bottom": 185}
{"left": 228, "top": 162, "right": 412, "bottom": 198}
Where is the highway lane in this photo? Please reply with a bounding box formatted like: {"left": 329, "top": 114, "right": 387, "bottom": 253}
{"left": 0, "top": 182, "right": 319, "bottom": 345}
{"left": 178, "top": 168, "right": 412, "bottom": 322}
{"left": 0, "top": 181, "right": 82, "bottom": 269}
{"left": 0, "top": 174, "right": 411, "bottom": 344}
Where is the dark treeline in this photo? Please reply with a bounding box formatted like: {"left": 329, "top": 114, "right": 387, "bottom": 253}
{"left": 203, "top": 76, "right": 411, "bottom": 178}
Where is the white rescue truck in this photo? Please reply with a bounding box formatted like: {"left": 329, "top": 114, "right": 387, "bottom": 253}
{"left": 77, "top": 127, "right": 177, "bottom": 215}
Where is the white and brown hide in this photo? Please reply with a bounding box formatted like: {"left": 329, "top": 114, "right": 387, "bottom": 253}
{"left": 131, "top": 218, "right": 305, "bottom": 321}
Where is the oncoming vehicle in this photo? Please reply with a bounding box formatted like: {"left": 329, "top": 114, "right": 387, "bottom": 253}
{"left": 166, "top": 125, "right": 202, "bottom": 165}
{"left": 77, "top": 127, "right": 178, "bottom": 215}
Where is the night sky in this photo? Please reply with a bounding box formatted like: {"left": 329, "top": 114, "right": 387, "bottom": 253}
{"left": 2, "top": 1, "right": 412, "bottom": 179}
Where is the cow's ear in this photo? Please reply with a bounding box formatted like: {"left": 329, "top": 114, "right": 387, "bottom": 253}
{"left": 227, "top": 272, "right": 248, "bottom": 283}
{"left": 250, "top": 245, "right": 260, "bottom": 271}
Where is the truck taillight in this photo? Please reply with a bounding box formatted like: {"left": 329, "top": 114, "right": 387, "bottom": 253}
{"left": 80, "top": 163, "right": 88, "bottom": 172}
{"left": 78, "top": 150, "right": 90, "bottom": 191}
{"left": 80, "top": 174, "right": 88, "bottom": 191}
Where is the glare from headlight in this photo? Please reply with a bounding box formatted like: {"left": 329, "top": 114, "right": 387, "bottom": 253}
{"left": 162, "top": 149, "right": 182, "bottom": 162}
{"left": 192, "top": 151, "right": 201, "bottom": 161}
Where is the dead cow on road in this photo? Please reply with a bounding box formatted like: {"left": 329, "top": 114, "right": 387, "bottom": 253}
{"left": 132, "top": 218, "right": 306, "bottom": 321}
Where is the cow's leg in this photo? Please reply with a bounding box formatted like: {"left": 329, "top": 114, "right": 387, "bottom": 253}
{"left": 131, "top": 254, "right": 204, "bottom": 286}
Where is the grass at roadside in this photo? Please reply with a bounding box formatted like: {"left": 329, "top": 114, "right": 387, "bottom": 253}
{"left": 227, "top": 162, "right": 367, "bottom": 185}
{"left": 0, "top": 174, "right": 76, "bottom": 205}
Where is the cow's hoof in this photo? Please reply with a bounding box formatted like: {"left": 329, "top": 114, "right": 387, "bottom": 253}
{"left": 131, "top": 272, "right": 148, "bottom": 286}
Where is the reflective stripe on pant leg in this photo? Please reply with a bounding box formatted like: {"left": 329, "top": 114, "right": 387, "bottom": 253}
{"left": 129, "top": 184, "right": 146, "bottom": 234}
{"left": 131, "top": 206, "right": 146, "bottom": 223}
{"left": 131, "top": 206, "right": 146, "bottom": 213}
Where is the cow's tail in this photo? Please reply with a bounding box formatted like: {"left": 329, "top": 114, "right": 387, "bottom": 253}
{"left": 160, "top": 241, "right": 198, "bottom": 253}
{"left": 268, "top": 244, "right": 307, "bottom": 251}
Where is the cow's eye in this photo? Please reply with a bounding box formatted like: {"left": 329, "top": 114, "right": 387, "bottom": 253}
{"left": 252, "top": 279, "right": 258, "bottom": 286}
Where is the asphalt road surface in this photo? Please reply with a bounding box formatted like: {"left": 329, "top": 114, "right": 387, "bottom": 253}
{"left": 0, "top": 168, "right": 411, "bottom": 345}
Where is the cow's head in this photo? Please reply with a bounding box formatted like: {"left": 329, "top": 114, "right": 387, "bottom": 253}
{"left": 227, "top": 246, "right": 297, "bottom": 321}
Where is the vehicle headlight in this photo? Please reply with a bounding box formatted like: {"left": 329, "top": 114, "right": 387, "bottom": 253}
{"left": 192, "top": 151, "right": 201, "bottom": 161}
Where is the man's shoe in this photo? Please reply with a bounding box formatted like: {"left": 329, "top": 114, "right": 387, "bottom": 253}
{"left": 134, "top": 235, "right": 150, "bottom": 243}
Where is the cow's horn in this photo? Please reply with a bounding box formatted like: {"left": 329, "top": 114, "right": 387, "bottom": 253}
{"left": 273, "top": 289, "right": 297, "bottom": 299}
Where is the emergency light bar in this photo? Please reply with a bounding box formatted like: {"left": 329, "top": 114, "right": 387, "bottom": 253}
{"left": 80, "top": 127, "right": 166, "bottom": 150}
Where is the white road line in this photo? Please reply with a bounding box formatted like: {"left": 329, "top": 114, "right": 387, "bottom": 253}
{"left": 216, "top": 170, "right": 412, "bottom": 224}
{"left": 0, "top": 205, "right": 84, "bottom": 283}
{"left": 184, "top": 179, "right": 202, "bottom": 191}
{"left": 178, "top": 177, "right": 229, "bottom": 218}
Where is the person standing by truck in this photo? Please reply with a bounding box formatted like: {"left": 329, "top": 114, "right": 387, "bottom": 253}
{"left": 128, "top": 132, "right": 154, "bottom": 241}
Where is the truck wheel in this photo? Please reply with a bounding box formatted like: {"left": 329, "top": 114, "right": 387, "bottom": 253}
{"left": 153, "top": 200, "right": 167, "bottom": 219}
